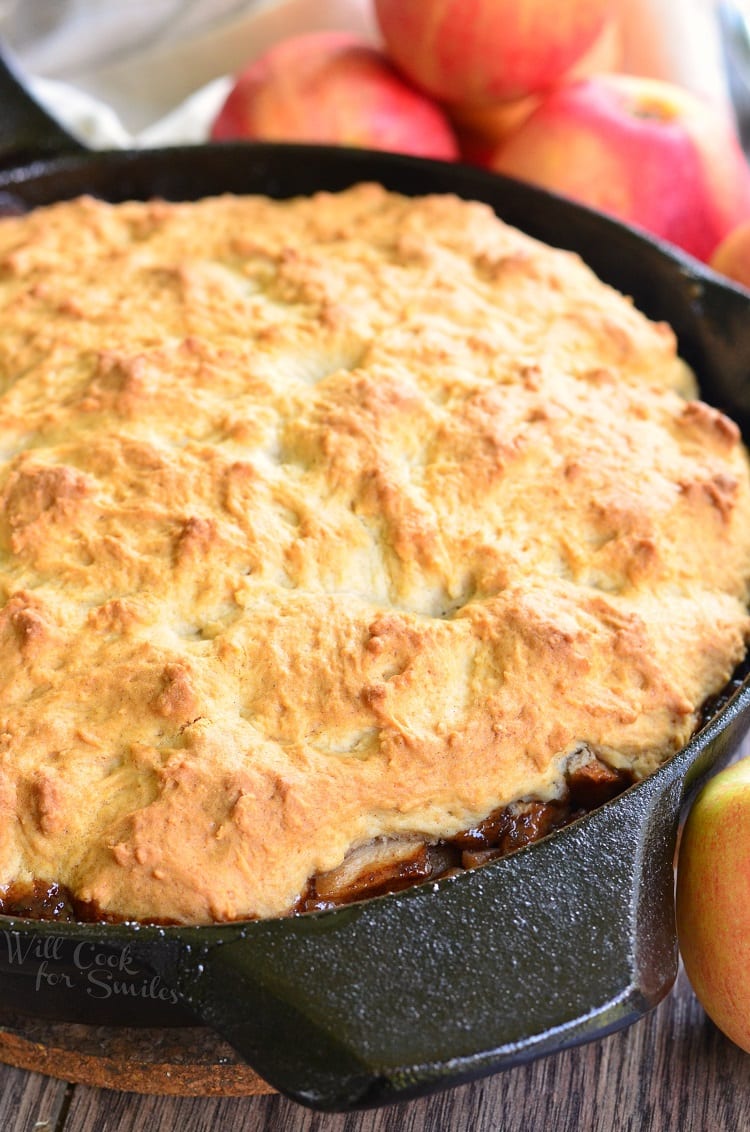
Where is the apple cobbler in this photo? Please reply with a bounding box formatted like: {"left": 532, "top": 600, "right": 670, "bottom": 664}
{"left": 0, "top": 184, "right": 748, "bottom": 924}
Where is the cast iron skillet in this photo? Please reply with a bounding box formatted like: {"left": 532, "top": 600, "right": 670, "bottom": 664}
{"left": 1, "top": 52, "right": 750, "bottom": 1112}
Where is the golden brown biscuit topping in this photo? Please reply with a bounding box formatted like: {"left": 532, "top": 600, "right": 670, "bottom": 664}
{"left": 0, "top": 184, "right": 748, "bottom": 923}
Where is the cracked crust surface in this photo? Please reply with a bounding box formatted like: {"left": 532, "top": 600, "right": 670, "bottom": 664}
{"left": 0, "top": 183, "right": 749, "bottom": 922}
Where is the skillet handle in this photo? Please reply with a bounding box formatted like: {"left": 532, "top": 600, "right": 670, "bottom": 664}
{"left": 153, "top": 763, "right": 692, "bottom": 1113}
{"left": 0, "top": 46, "right": 86, "bottom": 168}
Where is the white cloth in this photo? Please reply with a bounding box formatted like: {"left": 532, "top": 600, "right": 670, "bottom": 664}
{"left": 2, "top": 0, "right": 377, "bottom": 144}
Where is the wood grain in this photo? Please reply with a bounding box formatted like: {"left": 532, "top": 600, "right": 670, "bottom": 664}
{"left": 14, "top": 966, "right": 746, "bottom": 1132}
{"left": 0, "top": 1065, "right": 69, "bottom": 1132}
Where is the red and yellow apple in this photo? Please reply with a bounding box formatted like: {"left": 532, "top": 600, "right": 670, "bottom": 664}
{"left": 210, "top": 31, "right": 459, "bottom": 161}
{"left": 453, "top": 97, "right": 540, "bottom": 166}
{"left": 451, "top": 19, "right": 621, "bottom": 168}
{"left": 676, "top": 756, "right": 750, "bottom": 1053}
{"left": 484, "top": 74, "right": 750, "bottom": 262}
{"left": 710, "top": 220, "right": 750, "bottom": 291}
{"left": 374, "top": 0, "right": 615, "bottom": 105}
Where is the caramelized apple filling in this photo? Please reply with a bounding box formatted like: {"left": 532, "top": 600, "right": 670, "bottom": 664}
{"left": 0, "top": 749, "right": 633, "bottom": 924}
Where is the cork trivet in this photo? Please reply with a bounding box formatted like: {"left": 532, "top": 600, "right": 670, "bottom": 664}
{"left": 0, "top": 1004, "right": 274, "bottom": 1095}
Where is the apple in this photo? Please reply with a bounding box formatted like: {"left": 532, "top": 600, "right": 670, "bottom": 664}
{"left": 210, "top": 31, "right": 459, "bottom": 161}
{"left": 453, "top": 97, "right": 540, "bottom": 166}
{"left": 710, "top": 221, "right": 750, "bottom": 291}
{"left": 485, "top": 74, "right": 750, "bottom": 262}
{"left": 374, "top": 0, "right": 615, "bottom": 105}
{"left": 676, "top": 755, "right": 750, "bottom": 1053}
{"left": 451, "top": 19, "right": 621, "bottom": 168}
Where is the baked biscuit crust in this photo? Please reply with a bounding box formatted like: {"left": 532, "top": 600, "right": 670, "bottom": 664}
{"left": 0, "top": 184, "right": 748, "bottom": 923}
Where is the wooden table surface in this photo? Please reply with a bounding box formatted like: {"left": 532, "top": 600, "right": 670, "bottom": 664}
{"left": 1, "top": 963, "right": 748, "bottom": 1132}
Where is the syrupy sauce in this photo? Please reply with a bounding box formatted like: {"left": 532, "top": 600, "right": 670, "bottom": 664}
{"left": 0, "top": 880, "right": 79, "bottom": 922}
{"left": 0, "top": 880, "right": 179, "bottom": 926}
